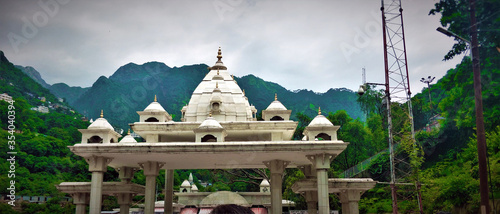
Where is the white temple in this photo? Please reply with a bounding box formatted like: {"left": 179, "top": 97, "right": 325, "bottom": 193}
{"left": 57, "top": 48, "right": 375, "bottom": 214}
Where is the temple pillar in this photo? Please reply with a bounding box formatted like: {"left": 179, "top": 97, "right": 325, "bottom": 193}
{"left": 140, "top": 161, "right": 165, "bottom": 214}
{"left": 72, "top": 192, "right": 89, "bottom": 214}
{"left": 299, "top": 165, "right": 318, "bottom": 214}
{"left": 305, "top": 191, "right": 318, "bottom": 214}
{"left": 164, "top": 169, "right": 174, "bottom": 214}
{"left": 264, "top": 160, "right": 289, "bottom": 214}
{"left": 117, "top": 193, "right": 133, "bottom": 214}
{"left": 119, "top": 166, "right": 136, "bottom": 183}
{"left": 86, "top": 156, "right": 112, "bottom": 214}
{"left": 339, "top": 190, "right": 362, "bottom": 214}
{"left": 307, "top": 154, "right": 335, "bottom": 214}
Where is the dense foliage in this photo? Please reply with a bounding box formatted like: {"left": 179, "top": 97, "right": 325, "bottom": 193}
{"left": 357, "top": 0, "right": 500, "bottom": 212}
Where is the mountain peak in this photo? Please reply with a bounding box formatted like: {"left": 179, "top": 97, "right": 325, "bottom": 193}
{"left": 109, "top": 61, "right": 172, "bottom": 83}
{"left": 0, "top": 50, "right": 10, "bottom": 64}
{"left": 15, "top": 65, "right": 51, "bottom": 88}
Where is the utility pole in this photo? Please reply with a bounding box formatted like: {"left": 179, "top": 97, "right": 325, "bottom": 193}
{"left": 469, "top": 0, "right": 490, "bottom": 213}
{"left": 436, "top": 1, "right": 490, "bottom": 212}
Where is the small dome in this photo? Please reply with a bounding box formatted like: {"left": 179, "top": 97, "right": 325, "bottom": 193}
{"left": 266, "top": 94, "right": 287, "bottom": 110}
{"left": 120, "top": 132, "right": 137, "bottom": 143}
{"left": 212, "top": 70, "right": 224, "bottom": 80}
{"left": 266, "top": 100, "right": 287, "bottom": 111}
{"left": 144, "top": 101, "right": 167, "bottom": 112}
{"left": 212, "top": 82, "right": 222, "bottom": 93}
{"left": 181, "top": 180, "right": 191, "bottom": 188}
{"left": 199, "top": 191, "right": 250, "bottom": 207}
{"left": 191, "top": 184, "right": 198, "bottom": 191}
{"left": 308, "top": 114, "right": 334, "bottom": 127}
{"left": 199, "top": 117, "right": 223, "bottom": 129}
{"left": 88, "top": 118, "right": 114, "bottom": 130}
{"left": 260, "top": 179, "right": 270, "bottom": 187}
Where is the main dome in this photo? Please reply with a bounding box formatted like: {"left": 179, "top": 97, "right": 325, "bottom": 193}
{"left": 199, "top": 191, "right": 250, "bottom": 207}
{"left": 182, "top": 48, "right": 255, "bottom": 122}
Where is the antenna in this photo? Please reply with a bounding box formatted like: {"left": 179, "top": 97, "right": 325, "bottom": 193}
{"left": 362, "top": 67, "right": 366, "bottom": 84}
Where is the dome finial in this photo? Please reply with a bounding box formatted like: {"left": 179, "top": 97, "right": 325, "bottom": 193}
{"left": 318, "top": 107, "right": 321, "bottom": 115}
{"left": 275, "top": 93, "right": 278, "bottom": 101}
{"left": 209, "top": 111, "right": 212, "bottom": 117}
{"left": 154, "top": 95, "right": 157, "bottom": 102}
{"left": 127, "top": 129, "right": 131, "bottom": 135}
{"left": 100, "top": 109, "right": 104, "bottom": 118}
{"left": 243, "top": 89, "right": 245, "bottom": 95}
{"left": 216, "top": 82, "right": 219, "bottom": 88}
{"left": 217, "top": 47, "right": 222, "bottom": 62}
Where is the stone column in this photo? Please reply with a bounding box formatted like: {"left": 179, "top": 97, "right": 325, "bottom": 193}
{"left": 299, "top": 165, "right": 318, "bottom": 214}
{"left": 72, "top": 193, "right": 89, "bottom": 214}
{"left": 117, "top": 193, "right": 133, "bottom": 214}
{"left": 140, "top": 161, "right": 165, "bottom": 214}
{"left": 339, "top": 190, "right": 362, "bottom": 214}
{"left": 264, "top": 160, "right": 289, "bottom": 214}
{"left": 87, "top": 156, "right": 112, "bottom": 214}
{"left": 305, "top": 191, "right": 318, "bottom": 214}
{"left": 307, "top": 154, "right": 335, "bottom": 214}
{"left": 119, "top": 166, "right": 136, "bottom": 184}
{"left": 164, "top": 169, "right": 174, "bottom": 214}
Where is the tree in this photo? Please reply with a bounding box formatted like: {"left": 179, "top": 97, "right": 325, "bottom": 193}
{"left": 429, "top": 0, "right": 500, "bottom": 60}
{"left": 328, "top": 110, "right": 374, "bottom": 171}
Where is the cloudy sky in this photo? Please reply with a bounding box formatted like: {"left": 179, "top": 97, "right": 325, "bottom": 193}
{"left": 0, "top": 0, "right": 464, "bottom": 94}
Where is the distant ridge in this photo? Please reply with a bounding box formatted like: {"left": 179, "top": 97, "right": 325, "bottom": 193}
{"left": 15, "top": 65, "right": 51, "bottom": 89}
{"left": 13, "top": 57, "right": 363, "bottom": 130}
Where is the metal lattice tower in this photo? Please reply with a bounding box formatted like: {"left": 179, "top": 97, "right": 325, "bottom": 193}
{"left": 381, "top": 0, "right": 423, "bottom": 213}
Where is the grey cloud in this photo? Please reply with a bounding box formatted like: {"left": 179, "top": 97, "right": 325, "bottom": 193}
{"left": 0, "top": 0, "right": 463, "bottom": 94}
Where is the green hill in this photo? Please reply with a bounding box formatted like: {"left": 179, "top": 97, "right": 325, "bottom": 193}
{"left": 0, "top": 51, "right": 67, "bottom": 109}
{"left": 49, "top": 83, "right": 89, "bottom": 105}
{"left": 60, "top": 62, "right": 363, "bottom": 130}
{"left": 0, "top": 50, "right": 91, "bottom": 210}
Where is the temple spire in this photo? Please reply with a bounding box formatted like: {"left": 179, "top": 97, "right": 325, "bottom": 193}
{"left": 154, "top": 95, "right": 157, "bottom": 102}
{"left": 275, "top": 93, "right": 278, "bottom": 101}
{"left": 100, "top": 110, "right": 104, "bottom": 118}
{"left": 210, "top": 47, "right": 227, "bottom": 70}
{"left": 217, "top": 47, "right": 222, "bottom": 62}
{"left": 318, "top": 107, "right": 321, "bottom": 115}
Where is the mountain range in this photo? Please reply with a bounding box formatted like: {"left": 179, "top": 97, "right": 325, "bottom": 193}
{"left": 10, "top": 52, "right": 364, "bottom": 130}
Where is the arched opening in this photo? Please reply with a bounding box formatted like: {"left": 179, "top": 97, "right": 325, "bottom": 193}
{"left": 270, "top": 116, "right": 284, "bottom": 121}
{"left": 110, "top": 138, "right": 115, "bottom": 143}
{"left": 145, "top": 117, "right": 159, "bottom": 122}
{"left": 315, "top": 133, "right": 331, "bottom": 141}
{"left": 211, "top": 102, "right": 220, "bottom": 111}
{"left": 201, "top": 134, "right": 217, "bottom": 142}
{"left": 182, "top": 189, "right": 188, "bottom": 193}
{"left": 88, "top": 135, "right": 103, "bottom": 143}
